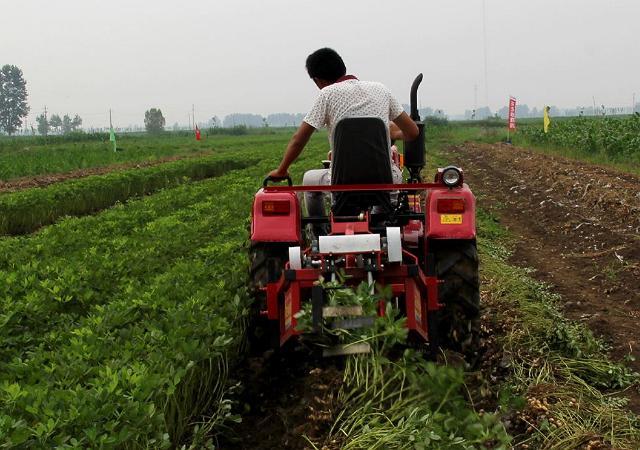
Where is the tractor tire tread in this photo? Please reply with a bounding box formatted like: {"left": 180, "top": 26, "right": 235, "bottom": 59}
{"left": 431, "top": 240, "right": 481, "bottom": 361}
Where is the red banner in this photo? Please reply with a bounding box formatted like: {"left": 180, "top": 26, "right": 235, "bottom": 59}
{"left": 508, "top": 97, "right": 517, "bottom": 130}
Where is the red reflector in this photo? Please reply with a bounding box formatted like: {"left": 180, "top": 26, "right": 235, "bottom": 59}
{"left": 262, "top": 200, "right": 291, "bottom": 215}
{"left": 437, "top": 198, "right": 465, "bottom": 213}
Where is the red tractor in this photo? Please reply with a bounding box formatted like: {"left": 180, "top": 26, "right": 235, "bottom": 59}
{"left": 249, "top": 75, "right": 479, "bottom": 359}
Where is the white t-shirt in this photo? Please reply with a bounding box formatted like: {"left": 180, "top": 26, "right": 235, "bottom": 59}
{"left": 303, "top": 79, "right": 404, "bottom": 148}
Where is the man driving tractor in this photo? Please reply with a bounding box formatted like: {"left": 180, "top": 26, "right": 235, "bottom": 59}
{"left": 268, "top": 47, "right": 419, "bottom": 217}
{"left": 254, "top": 55, "right": 480, "bottom": 359}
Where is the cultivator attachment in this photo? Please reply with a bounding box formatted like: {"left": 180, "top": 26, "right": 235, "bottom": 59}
{"left": 259, "top": 211, "right": 442, "bottom": 352}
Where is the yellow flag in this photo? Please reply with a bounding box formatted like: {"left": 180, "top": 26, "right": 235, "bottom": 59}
{"left": 543, "top": 106, "right": 551, "bottom": 133}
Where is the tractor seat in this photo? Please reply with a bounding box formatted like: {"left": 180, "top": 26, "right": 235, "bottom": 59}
{"left": 331, "top": 117, "right": 393, "bottom": 217}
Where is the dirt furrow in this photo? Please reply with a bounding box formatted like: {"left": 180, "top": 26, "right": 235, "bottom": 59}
{"left": 445, "top": 142, "right": 640, "bottom": 411}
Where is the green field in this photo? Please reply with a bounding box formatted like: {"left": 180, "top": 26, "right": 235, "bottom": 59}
{"left": 0, "top": 129, "right": 638, "bottom": 448}
{"left": 0, "top": 131, "right": 292, "bottom": 181}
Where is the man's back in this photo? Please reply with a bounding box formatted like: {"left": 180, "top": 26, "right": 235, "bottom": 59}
{"left": 304, "top": 79, "right": 404, "bottom": 147}
{"left": 267, "top": 47, "right": 418, "bottom": 184}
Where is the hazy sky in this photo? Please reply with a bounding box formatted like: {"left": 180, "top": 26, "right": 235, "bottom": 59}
{"left": 3, "top": 0, "right": 639, "bottom": 128}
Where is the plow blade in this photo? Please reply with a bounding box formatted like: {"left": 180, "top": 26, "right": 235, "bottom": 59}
{"left": 322, "top": 305, "right": 363, "bottom": 317}
{"left": 329, "top": 317, "right": 376, "bottom": 330}
{"left": 322, "top": 343, "right": 371, "bottom": 357}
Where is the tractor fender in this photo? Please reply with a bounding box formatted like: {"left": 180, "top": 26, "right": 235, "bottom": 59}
{"left": 251, "top": 188, "right": 302, "bottom": 243}
{"left": 425, "top": 183, "right": 476, "bottom": 239}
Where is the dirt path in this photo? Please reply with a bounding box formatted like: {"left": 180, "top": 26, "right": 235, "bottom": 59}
{"left": 0, "top": 151, "right": 213, "bottom": 193}
{"left": 445, "top": 142, "right": 640, "bottom": 410}
{"left": 219, "top": 351, "right": 343, "bottom": 450}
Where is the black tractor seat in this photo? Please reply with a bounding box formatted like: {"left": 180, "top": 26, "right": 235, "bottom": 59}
{"left": 330, "top": 117, "right": 394, "bottom": 217}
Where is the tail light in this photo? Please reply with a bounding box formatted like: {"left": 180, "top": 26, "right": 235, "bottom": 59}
{"left": 437, "top": 198, "right": 465, "bottom": 213}
{"left": 262, "top": 200, "right": 291, "bottom": 215}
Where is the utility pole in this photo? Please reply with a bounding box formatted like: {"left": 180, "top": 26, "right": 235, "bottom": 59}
{"left": 474, "top": 84, "right": 478, "bottom": 120}
{"left": 482, "top": 0, "right": 489, "bottom": 110}
{"left": 633, "top": 93, "right": 636, "bottom": 114}
{"left": 592, "top": 96, "right": 597, "bottom": 117}
{"left": 44, "top": 105, "right": 48, "bottom": 139}
{"left": 192, "top": 104, "right": 195, "bottom": 130}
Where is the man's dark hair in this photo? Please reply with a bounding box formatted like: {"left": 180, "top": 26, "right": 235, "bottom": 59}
{"left": 305, "top": 48, "right": 346, "bottom": 82}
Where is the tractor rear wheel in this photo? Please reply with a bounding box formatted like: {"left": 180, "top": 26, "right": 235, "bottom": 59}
{"left": 430, "top": 240, "right": 481, "bottom": 362}
{"left": 248, "top": 243, "right": 287, "bottom": 353}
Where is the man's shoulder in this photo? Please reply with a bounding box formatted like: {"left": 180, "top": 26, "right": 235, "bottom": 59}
{"left": 358, "top": 80, "right": 388, "bottom": 89}
{"left": 325, "top": 80, "right": 389, "bottom": 94}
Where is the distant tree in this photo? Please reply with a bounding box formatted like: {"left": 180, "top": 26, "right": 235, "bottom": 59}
{"left": 144, "top": 108, "right": 165, "bottom": 133}
{"left": 71, "top": 114, "right": 82, "bottom": 131}
{"left": 210, "top": 115, "right": 220, "bottom": 128}
{"left": 49, "top": 114, "right": 62, "bottom": 134}
{"left": 549, "top": 106, "right": 561, "bottom": 116}
{"left": 223, "top": 113, "right": 263, "bottom": 128}
{"left": 62, "top": 114, "right": 72, "bottom": 134}
{"left": 496, "top": 106, "right": 509, "bottom": 119}
{"left": 419, "top": 107, "right": 434, "bottom": 118}
{"left": 265, "top": 113, "right": 304, "bottom": 127}
{"left": 0, "top": 65, "right": 30, "bottom": 135}
{"left": 516, "top": 104, "right": 530, "bottom": 118}
{"left": 35, "top": 113, "right": 49, "bottom": 136}
{"left": 477, "top": 106, "right": 492, "bottom": 119}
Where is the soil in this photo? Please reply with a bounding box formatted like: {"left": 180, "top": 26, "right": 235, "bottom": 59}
{"left": 219, "top": 349, "right": 344, "bottom": 450}
{"left": 0, "top": 152, "right": 212, "bottom": 193}
{"left": 444, "top": 142, "right": 640, "bottom": 412}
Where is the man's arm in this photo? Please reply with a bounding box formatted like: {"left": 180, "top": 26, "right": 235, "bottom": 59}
{"left": 391, "top": 112, "right": 419, "bottom": 141}
{"left": 268, "top": 121, "right": 316, "bottom": 179}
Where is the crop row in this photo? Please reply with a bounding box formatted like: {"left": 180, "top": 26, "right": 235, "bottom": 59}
{"left": 0, "top": 174, "right": 252, "bottom": 447}
{"left": 0, "top": 154, "right": 252, "bottom": 235}
{"left": 519, "top": 114, "right": 640, "bottom": 160}
{"left": 0, "top": 135, "right": 326, "bottom": 447}
{"left": 0, "top": 133, "right": 291, "bottom": 181}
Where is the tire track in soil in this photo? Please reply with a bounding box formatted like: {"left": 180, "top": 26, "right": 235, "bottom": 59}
{"left": 444, "top": 142, "right": 640, "bottom": 412}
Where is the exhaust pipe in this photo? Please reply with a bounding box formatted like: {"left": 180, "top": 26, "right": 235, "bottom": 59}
{"left": 403, "top": 73, "right": 426, "bottom": 182}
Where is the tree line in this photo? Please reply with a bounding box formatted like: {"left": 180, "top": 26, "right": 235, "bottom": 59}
{"left": 35, "top": 113, "right": 83, "bottom": 136}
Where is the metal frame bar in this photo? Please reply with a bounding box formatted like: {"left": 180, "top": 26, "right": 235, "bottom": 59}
{"left": 264, "top": 182, "right": 441, "bottom": 193}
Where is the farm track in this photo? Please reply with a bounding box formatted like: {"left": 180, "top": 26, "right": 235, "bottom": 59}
{"left": 445, "top": 142, "right": 640, "bottom": 412}
{"left": 220, "top": 351, "right": 343, "bottom": 450}
{"left": 0, "top": 151, "right": 212, "bottom": 192}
